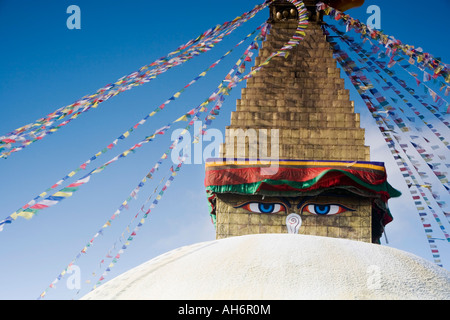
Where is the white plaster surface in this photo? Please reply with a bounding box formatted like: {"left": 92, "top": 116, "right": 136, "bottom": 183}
{"left": 82, "top": 234, "right": 450, "bottom": 300}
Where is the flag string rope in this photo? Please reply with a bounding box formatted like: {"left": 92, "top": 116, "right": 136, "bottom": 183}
{"left": 37, "top": 0, "right": 309, "bottom": 299}
{"left": 37, "top": 26, "right": 268, "bottom": 299}
{"left": 395, "top": 60, "right": 450, "bottom": 114}
{"left": 326, "top": 24, "right": 450, "bottom": 215}
{"left": 316, "top": 2, "right": 450, "bottom": 86}
{"left": 0, "top": 23, "right": 264, "bottom": 232}
{"left": 78, "top": 173, "right": 170, "bottom": 297}
{"left": 10, "top": 0, "right": 310, "bottom": 230}
{"left": 329, "top": 33, "right": 450, "bottom": 266}
{"left": 351, "top": 32, "right": 450, "bottom": 123}
{"left": 37, "top": 91, "right": 214, "bottom": 300}
{"left": 368, "top": 58, "right": 450, "bottom": 132}
{"left": 0, "top": 2, "right": 269, "bottom": 159}
{"left": 330, "top": 42, "right": 448, "bottom": 265}
{"left": 332, "top": 47, "right": 450, "bottom": 242}
{"left": 3, "top": 1, "right": 307, "bottom": 232}
{"left": 328, "top": 28, "right": 450, "bottom": 216}
{"left": 328, "top": 25, "right": 450, "bottom": 125}
{"left": 325, "top": 24, "right": 450, "bottom": 197}
{"left": 1, "top": 4, "right": 264, "bottom": 143}
{"left": 87, "top": 0, "right": 309, "bottom": 293}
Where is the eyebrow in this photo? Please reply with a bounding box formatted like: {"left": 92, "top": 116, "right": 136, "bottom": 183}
{"left": 297, "top": 196, "right": 313, "bottom": 209}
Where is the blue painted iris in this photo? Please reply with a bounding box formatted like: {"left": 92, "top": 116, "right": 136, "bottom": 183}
{"left": 303, "top": 204, "right": 352, "bottom": 215}
{"left": 258, "top": 203, "right": 275, "bottom": 213}
{"left": 314, "top": 204, "right": 331, "bottom": 215}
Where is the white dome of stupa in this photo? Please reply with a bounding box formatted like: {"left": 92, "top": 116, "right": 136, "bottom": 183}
{"left": 82, "top": 234, "right": 450, "bottom": 300}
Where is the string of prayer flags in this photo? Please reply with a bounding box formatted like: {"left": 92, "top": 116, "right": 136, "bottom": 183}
{"left": 38, "top": 104, "right": 205, "bottom": 299}
{"left": 88, "top": 0, "right": 311, "bottom": 290}
{"left": 0, "top": 101, "right": 210, "bottom": 231}
{"left": 43, "top": 59, "right": 225, "bottom": 298}
{"left": 3, "top": 23, "right": 273, "bottom": 233}
{"left": 38, "top": 1, "right": 314, "bottom": 298}
{"left": 369, "top": 48, "right": 450, "bottom": 115}
{"left": 328, "top": 34, "right": 450, "bottom": 259}
{"left": 89, "top": 160, "right": 185, "bottom": 292}
{"left": 316, "top": 2, "right": 450, "bottom": 85}
{"left": 39, "top": 26, "right": 268, "bottom": 298}
{"left": 89, "top": 32, "right": 276, "bottom": 289}
{"left": 329, "top": 24, "right": 450, "bottom": 200}
{"left": 329, "top": 25, "right": 450, "bottom": 131}
{"left": 329, "top": 25, "right": 450, "bottom": 146}
{"left": 327, "top": 24, "right": 450, "bottom": 153}
{"left": 331, "top": 38, "right": 446, "bottom": 202}
{"left": 2, "top": 2, "right": 269, "bottom": 160}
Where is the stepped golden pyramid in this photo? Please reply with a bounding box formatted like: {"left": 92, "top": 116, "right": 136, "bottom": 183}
{"left": 205, "top": 0, "right": 398, "bottom": 244}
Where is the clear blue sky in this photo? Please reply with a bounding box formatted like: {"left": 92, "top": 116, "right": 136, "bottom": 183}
{"left": 0, "top": 0, "right": 449, "bottom": 300}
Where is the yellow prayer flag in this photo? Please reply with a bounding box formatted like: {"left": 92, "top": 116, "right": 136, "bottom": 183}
{"left": 175, "top": 115, "right": 188, "bottom": 122}
{"left": 52, "top": 191, "right": 73, "bottom": 198}
{"left": 10, "top": 212, "right": 19, "bottom": 220}
{"left": 17, "top": 211, "right": 35, "bottom": 220}
{"left": 68, "top": 171, "right": 77, "bottom": 177}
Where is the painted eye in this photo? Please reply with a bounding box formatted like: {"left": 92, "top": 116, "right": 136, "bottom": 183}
{"left": 241, "top": 202, "right": 286, "bottom": 214}
{"left": 303, "top": 204, "right": 352, "bottom": 215}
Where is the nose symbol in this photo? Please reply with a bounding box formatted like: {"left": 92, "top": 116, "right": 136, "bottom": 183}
{"left": 286, "top": 213, "right": 302, "bottom": 234}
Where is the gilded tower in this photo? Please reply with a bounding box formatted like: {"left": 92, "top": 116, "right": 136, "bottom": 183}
{"left": 205, "top": 0, "right": 400, "bottom": 244}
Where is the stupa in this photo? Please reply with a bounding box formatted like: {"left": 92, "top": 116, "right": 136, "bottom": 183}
{"left": 82, "top": 0, "right": 450, "bottom": 300}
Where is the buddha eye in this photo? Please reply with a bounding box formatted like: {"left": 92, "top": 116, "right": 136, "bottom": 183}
{"left": 302, "top": 204, "right": 353, "bottom": 216}
{"left": 237, "top": 202, "right": 286, "bottom": 214}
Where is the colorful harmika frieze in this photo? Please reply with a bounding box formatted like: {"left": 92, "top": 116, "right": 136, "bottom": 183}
{"left": 205, "top": 159, "right": 400, "bottom": 243}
